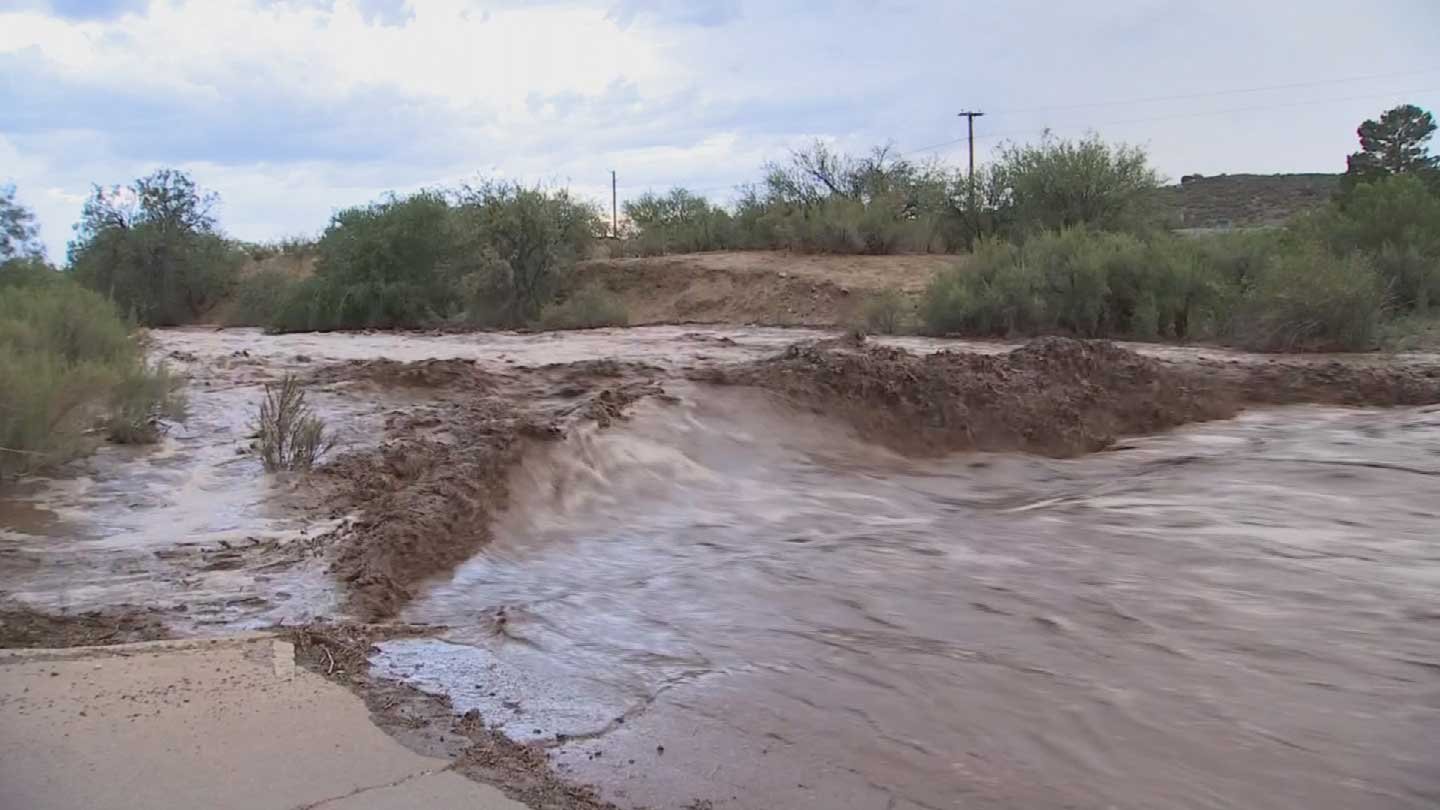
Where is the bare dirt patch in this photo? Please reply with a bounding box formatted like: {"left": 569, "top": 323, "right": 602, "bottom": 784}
{"left": 577, "top": 251, "right": 954, "bottom": 327}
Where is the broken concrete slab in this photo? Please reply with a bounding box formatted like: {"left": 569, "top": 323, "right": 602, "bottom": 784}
{"left": 0, "top": 635, "right": 526, "bottom": 810}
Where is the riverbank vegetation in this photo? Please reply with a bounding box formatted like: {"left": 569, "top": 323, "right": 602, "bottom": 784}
{"left": 0, "top": 254, "right": 184, "bottom": 477}
{"left": 7, "top": 104, "right": 1438, "bottom": 351}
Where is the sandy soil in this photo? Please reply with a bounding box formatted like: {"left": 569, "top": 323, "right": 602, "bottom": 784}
{"left": 576, "top": 251, "right": 952, "bottom": 326}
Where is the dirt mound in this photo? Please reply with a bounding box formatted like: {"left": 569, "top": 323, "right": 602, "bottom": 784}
{"left": 1228, "top": 359, "right": 1440, "bottom": 407}
{"left": 311, "top": 357, "right": 496, "bottom": 389}
{"left": 576, "top": 251, "right": 953, "bottom": 326}
{"left": 320, "top": 361, "right": 666, "bottom": 621}
{"left": 695, "top": 337, "right": 1234, "bottom": 456}
{"left": 0, "top": 605, "right": 171, "bottom": 649}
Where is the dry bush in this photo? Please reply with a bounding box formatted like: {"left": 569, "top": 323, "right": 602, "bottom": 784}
{"left": 254, "top": 375, "right": 333, "bottom": 472}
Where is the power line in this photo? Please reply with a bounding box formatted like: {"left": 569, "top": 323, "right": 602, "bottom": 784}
{"left": 984, "top": 66, "right": 1440, "bottom": 116}
{"left": 904, "top": 84, "right": 1440, "bottom": 156}
{"left": 612, "top": 81, "right": 1440, "bottom": 193}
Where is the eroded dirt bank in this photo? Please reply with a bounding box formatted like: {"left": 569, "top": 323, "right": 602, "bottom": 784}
{"left": 316, "top": 358, "right": 666, "bottom": 620}
{"left": 695, "top": 335, "right": 1440, "bottom": 456}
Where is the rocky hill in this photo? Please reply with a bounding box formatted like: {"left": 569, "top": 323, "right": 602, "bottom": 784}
{"left": 1152, "top": 173, "right": 1339, "bottom": 230}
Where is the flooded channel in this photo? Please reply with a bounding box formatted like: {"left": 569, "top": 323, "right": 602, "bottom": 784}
{"left": 3, "top": 327, "right": 1438, "bottom": 809}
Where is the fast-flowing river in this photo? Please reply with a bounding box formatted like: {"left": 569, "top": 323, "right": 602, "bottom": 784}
{"left": 2, "top": 327, "right": 1436, "bottom": 809}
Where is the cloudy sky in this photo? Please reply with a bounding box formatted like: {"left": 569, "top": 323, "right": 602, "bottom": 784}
{"left": 3, "top": 0, "right": 1438, "bottom": 261}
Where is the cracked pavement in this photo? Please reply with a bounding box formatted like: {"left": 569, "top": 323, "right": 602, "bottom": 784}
{"left": 0, "top": 635, "right": 526, "bottom": 810}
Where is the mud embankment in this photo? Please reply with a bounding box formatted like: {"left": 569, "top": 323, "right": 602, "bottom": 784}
{"left": 697, "top": 336, "right": 1440, "bottom": 456}
{"left": 315, "top": 358, "right": 665, "bottom": 620}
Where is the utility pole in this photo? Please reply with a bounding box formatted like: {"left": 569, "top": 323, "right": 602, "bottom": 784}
{"left": 957, "top": 111, "right": 985, "bottom": 210}
{"left": 611, "top": 170, "right": 618, "bottom": 239}
{"left": 958, "top": 111, "right": 985, "bottom": 246}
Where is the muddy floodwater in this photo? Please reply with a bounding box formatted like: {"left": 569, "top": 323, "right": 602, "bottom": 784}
{"left": 3, "top": 327, "right": 1439, "bottom": 809}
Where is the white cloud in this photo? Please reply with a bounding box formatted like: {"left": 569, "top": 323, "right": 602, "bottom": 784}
{"left": 3, "top": 0, "right": 1439, "bottom": 261}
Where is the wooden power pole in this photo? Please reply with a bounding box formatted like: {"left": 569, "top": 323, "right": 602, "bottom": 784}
{"left": 611, "top": 170, "right": 618, "bottom": 238}
{"left": 957, "top": 111, "right": 985, "bottom": 209}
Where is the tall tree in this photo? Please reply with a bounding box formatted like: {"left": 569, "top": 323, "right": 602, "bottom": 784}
{"left": 1, "top": 185, "right": 45, "bottom": 262}
{"left": 68, "top": 169, "right": 237, "bottom": 326}
{"left": 1343, "top": 104, "right": 1438, "bottom": 189}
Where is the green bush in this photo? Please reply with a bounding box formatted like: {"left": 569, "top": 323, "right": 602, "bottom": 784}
{"left": 0, "top": 281, "right": 184, "bottom": 477}
{"left": 254, "top": 375, "right": 332, "bottom": 472}
{"left": 923, "top": 227, "right": 1396, "bottom": 351}
{"left": 623, "top": 189, "right": 735, "bottom": 255}
{"left": 68, "top": 169, "right": 243, "bottom": 326}
{"left": 1235, "top": 249, "right": 1387, "bottom": 352}
{"left": 923, "top": 239, "right": 1036, "bottom": 335}
{"left": 1291, "top": 175, "right": 1440, "bottom": 312}
{"left": 272, "top": 191, "right": 463, "bottom": 332}
{"left": 994, "top": 133, "right": 1161, "bottom": 234}
{"left": 861, "top": 288, "right": 907, "bottom": 334}
{"left": 456, "top": 182, "right": 600, "bottom": 326}
{"left": 537, "top": 286, "right": 630, "bottom": 330}
{"left": 105, "top": 361, "right": 186, "bottom": 444}
{"left": 0, "top": 257, "right": 62, "bottom": 289}
{"left": 263, "top": 184, "right": 601, "bottom": 332}
{"left": 226, "top": 268, "right": 299, "bottom": 326}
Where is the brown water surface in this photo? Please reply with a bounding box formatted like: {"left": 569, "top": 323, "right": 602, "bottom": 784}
{"left": 2, "top": 327, "right": 1437, "bottom": 809}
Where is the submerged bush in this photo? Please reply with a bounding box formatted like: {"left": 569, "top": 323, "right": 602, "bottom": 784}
{"left": 0, "top": 280, "right": 184, "bottom": 478}
{"left": 254, "top": 375, "right": 333, "bottom": 472}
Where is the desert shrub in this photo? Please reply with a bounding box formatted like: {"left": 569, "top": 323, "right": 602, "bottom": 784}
{"left": 923, "top": 239, "right": 1037, "bottom": 335}
{"left": 68, "top": 169, "right": 243, "bottom": 326}
{"left": 275, "top": 191, "right": 464, "bottom": 332}
{"left": 105, "top": 362, "right": 186, "bottom": 444}
{"left": 1373, "top": 244, "right": 1440, "bottom": 313}
{"left": 1292, "top": 175, "right": 1440, "bottom": 311}
{"left": 923, "top": 230, "right": 1231, "bottom": 340}
{"left": 254, "top": 375, "right": 333, "bottom": 472}
{"left": 0, "top": 257, "right": 61, "bottom": 288}
{"left": 861, "top": 288, "right": 907, "bottom": 334}
{"left": 538, "top": 286, "right": 630, "bottom": 330}
{"left": 226, "top": 268, "right": 298, "bottom": 326}
{"left": 1234, "top": 249, "right": 1387, "bottom": 352}
{"left": 455, "top": 182, "right": 601, "bottom": 326}
{"left": 994, "top": 133, "right": 1161, "bottom": 234}
{"left": 623, "top": 189, "right": 736, "bottom": 255}
{"left": 0, "top": 282, "right": 182, "bottom": 477}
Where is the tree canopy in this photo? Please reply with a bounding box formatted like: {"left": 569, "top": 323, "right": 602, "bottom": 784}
{"left": 1, "top": 185, "right": 45, "bottom": 263}
{"left": 68, "top": 169, "right": 239, "bottom": 326}
{"left": 1344, "top": 104, "right": 1438, "bottom": 190}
